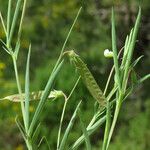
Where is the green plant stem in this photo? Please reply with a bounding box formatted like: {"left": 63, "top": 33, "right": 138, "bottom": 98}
{"left": 0, "top": 12, "right": 7, "bottom": 36}
{"left": 102, "top": 100, "right": 111, "bottom": 150}
{"left": 57, "top": 100, "right": 67, "bottom": 150}
{"left": 12, "top": 55, "right": 26, "bottom": 130}
{"left": 52, "top": 7, "right": 82, "bottom": 73}
{"left": 7, "top": 0, "right": 12, "bottom": 43}
{"left": 57, "top": 77, "right": 80, "bottom": 149}
{"left": 106, "top": 95, "right": 123, "bottom": 150}
{"left": 26, "top": 138, "right": 33, "bottom": 150}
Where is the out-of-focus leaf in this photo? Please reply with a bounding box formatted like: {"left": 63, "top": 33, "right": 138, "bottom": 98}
{"left": 0, "top": 90, "right": 65, "bottom": 102}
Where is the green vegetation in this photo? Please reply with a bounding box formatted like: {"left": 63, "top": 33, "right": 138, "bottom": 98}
{"left": 0, "top": 0, "right": 150, "bottom": 150}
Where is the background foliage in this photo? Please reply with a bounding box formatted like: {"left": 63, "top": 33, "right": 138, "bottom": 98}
{"left": 0, "top": 0, "right": 149, "bottom": 149}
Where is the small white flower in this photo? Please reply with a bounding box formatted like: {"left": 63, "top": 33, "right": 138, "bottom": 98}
{"left": 104, "top": 49, "right": 113, "bottom": 58}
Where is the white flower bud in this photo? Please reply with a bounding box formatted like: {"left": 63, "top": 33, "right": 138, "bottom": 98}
{"left": 104, "top": 49, "right": 113, "bottom": 58}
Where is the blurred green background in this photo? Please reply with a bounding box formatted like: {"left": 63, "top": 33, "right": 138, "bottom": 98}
{"left": 0, "top": 0, "right": 150, "bottom": 149}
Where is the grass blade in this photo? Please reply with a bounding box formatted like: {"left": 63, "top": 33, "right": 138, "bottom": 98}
{"left": 78, "top": 109, "right": 91, "bottom": 150}
{"left": 28, "top": 60, "right": 64, "bottom": 136}
{"left": 18, "top": 0, "right": 27, "bottom": 37}
{"left": 122, "top": 7, "right": 141, "bottom": 92}
{"left": 14, "top": 39, "right": 20, "bottom": 59}
{"left": 52, "top": 7, "right": 82, "bottom": 73}
{"left": 102, "top": 101, "right": 111, "bottom": 150}
{"left": 8, "top": 0, "right": 22, "bottom": 46}
{"left": 59, "top": 101, "right": 82, "bottom": 150}
{"left": 57, "top": 77, "right": 80, "bottom": 149}
{"left": 70, "top": 116, "right": 106, "bottom": 150}
{"left": 0, "top": 11, "right": 7, "bottom": 36}
{"left": 38, "top": 136, "right": 51, "bottom": 150}
{"left": 24, "top": 44, "right": 31, "bottom": 132}
{"left": 7, "top": 0, "right": 12, "bottom": 40}
{"left": 15, "top": 116, "right": 26, "bottom": 141}
{"left": 139, "top": 74, "right": 150, "bottom": 83}
{"left": 111, "top": 7, "right": 121, "bottom": 90}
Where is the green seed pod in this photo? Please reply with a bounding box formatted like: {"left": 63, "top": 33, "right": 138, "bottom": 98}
{"left": 0, "top": 90, "right": 65, "bottom": 102}
{"left": 67, "top": 50, "right": 106, "bottom": 107}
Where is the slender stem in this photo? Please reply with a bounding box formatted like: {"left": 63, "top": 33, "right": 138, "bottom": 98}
{"left": 57, "top": 100, "right": 67, "bottom": 150}
{"left": 18, "top": 0, "right": 27, "bottom": 38}
{"left": 57, "top": 77, "right": 80, "bottom": 149}
{"left": 52, "top": 7, "right": 82, "bottom": 74}
{"left": 106, "top": 95, "right": 123, "bottom": 150}
{"left": 102, "top": 101, "right": 111, "bottom": 150}
{"left": 0, "top": 12, "right": 7, "bottom": 36}
{"left": 26, "top": 138, "right": 33, "bottom": 150}
{"left": 7, "top": 0, "right": 12, "bottom": 43}
{"left": 12, "top": 55, "right": 26, "bottom": 130}
{"left": 103, "top": 66, "right": 114, "bottom": 96}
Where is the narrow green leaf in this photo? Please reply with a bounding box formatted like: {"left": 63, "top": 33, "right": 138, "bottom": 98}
{"left": 8, "top": 0, "right": 22, "bottom": 46}
{"left": 52, "top": 7, "right": 82, "bottom": 74}
{"left": 139, "top": 74, "right": 150, "bottom": 83}
{"left": 38, "top": 136, "right": 51, "bottom": 150}
{"left": 7, "top": 0, "right": 12, "bottom": 39}
{"left": 122, "top": 8, "right": 141, "bottom": 92}
{"left": 59, "top": 101, "right": 81, "bottom": 150}
{"left": 15, "top": 116, "right": 26, "bottom": 141}
{"left": 70, "top": 116, "right": 106, "bottom": 150}
{"left": 0, "top": 11, "right": 7, "bottom": 36}
{"left": 28, "top": 60, "right": 64, "bottom": 136}
{"left": 57, "top": 77, "right": 80, "bottom": 149}
{"left": 102, "top": 101, "right": 111, "bottom": 150}
{"left": 121, "top": 29, "right": 133, "bottom": 69}
{"left": 31, "top": 123, "right": 41, "bottom": 144}
{"left": 14, "top": 39, "right": 20, "bottom": 59}
{"left": 130, "top": 55, "right": 144, "bottom": 69}
{"left": 78, "top": 109, "right": 91, "bottom": 150}
{"left": 131, "top": 69, "right": 138, "bottom": 85}
{"left": 67, "top": 50, "right": 106, "bottom": 107}
{"left": 24, "top": 44, "right": 31, "bottom": 131}
{"left": 18, "top": 0, "right": 27, "bottom": 37}
{"left": 111, "top": 8, "right": 121, "bottom": 90}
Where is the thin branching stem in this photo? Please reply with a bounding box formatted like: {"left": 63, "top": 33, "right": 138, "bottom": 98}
{"left": 57, "top": 77, "right": 80, "bottom": 149}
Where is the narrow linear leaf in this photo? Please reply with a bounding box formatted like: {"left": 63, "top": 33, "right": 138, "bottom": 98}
{"left": 7, "top": 0, "right": 12, "bottom": 38}
{"left": 31, "top": 123, "right": 41, "bottom": 144}
{"left": 15, "top": 116, "right": 26, "bottom": 140}
{"left": 59, "top": 101, "right": 82, "bottom": 150}
{"left": 14, "top": 39, "right": 20, "bottom": 59}
{"left": 52, "top": 7, "right": 82, "bottom": 73}
{"left": 8, "top": 0, "right": 22, "bottom": 46}
{"left": 24, "top": 44, "right": 31, "bottom": 131}
{"left": 38, "top": 136, "right": 51, "bottom": 150}
{"left": 0, "top": 11, "right": 7, "bottom": 36}
{"left": 18, "top": 0, "right": 27, "bottom": 37}
{"left": 28, "top": 60, "right": 64, "bottom": 136}
{"left": 102, "top": 101, "right": 111, "bottom": 150}
{"left": 70, "top": 116, "right": 106, "bottom": 150}
{"left": 139, "top": 74, "right": 150, "bottom": 83}
{"left": 130, "top": 55, "right": 144, "bottom": 69}
{"left": 78, "top": 109, "right": 91, "bottom": 150}
{"left": 111, "top": 8, "right": 121, "bottom": 90}
{"left": 122, "top": 8, "right": 141, "bottom": 91}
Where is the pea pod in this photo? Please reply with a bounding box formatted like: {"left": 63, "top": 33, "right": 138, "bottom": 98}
{"left": 67, "top": 50, "right": 106, "bottom": 107}
{"left": 0, "top": 90, "right": 65, "bottom": 102}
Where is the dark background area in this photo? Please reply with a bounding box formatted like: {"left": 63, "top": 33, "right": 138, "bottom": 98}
{"left": 0, "top": 0, "right": 149, "bottom": 149}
